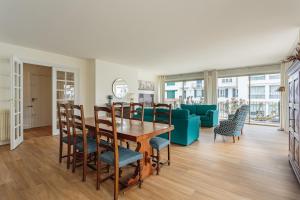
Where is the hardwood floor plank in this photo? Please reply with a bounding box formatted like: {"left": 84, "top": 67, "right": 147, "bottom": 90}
{"left": 0, "top": 125, "right": 299, "bottom": 200}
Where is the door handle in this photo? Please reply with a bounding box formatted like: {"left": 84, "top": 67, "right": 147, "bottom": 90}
{"left": 27, "top": 105, "right": 33, "bottom": 108}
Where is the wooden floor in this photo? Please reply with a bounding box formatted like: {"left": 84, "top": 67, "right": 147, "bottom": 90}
{"left": 24, "top": 126, "right": 52, "bottom": 140}
{"left": 0, "top": 125, "right": 299, "bottom": 200}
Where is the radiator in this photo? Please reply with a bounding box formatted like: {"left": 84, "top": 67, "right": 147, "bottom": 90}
{"left": 0, "top": 110, "right": 10, "bottom": 142}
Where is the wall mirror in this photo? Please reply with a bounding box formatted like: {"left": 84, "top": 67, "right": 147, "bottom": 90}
{"left": 112, "top": 78, "right": 129, "bottom": 99}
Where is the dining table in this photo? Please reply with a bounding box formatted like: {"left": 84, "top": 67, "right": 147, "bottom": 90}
{"left": 84, "top": 117, "right": 174, "bottom": 185}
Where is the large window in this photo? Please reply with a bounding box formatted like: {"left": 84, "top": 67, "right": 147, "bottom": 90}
{"left": 217, "top": 73, "right": 280, "bottom": 126}
{"left": 164, "top": 80, "right": 204, "bottom": 107}
{"left": 250, "top": 86, "right": 265, "bottom": 99}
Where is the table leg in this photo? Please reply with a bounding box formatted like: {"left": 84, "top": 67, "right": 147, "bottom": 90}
{"left": 127, "top": 138, "right": 152, "bottom": 185}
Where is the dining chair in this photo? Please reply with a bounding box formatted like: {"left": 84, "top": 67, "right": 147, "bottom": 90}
{"left": 129, "top": 103, "right": 144, "bottom": 122}
{"left": 71, "top": 104, "right": 96, "bottom": 182}
{"left": 113, "top": 102, "right": 130, "bottom": 148}
{"left": 150, "top": 103, "right": 172, "bottom": 175}
{"left": 94, "top": 105, "right": 143, "bottom": 200}
{"left": 113, "top": 102, "right": 124, "bottom": 118}
{"left": 58, "top": 103, "right": 79, "bottom": 169}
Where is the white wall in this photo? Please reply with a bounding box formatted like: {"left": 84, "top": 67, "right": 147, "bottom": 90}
{"left": 94, "top": 59, "right": 158, "bottom": 105}
{"left": 0, "top": 42, "right": 94, "bottom": 117}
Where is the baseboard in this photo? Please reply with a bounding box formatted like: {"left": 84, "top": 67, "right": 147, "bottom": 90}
{"left": 0, "top": 140, "right": 9, "bottom": 146}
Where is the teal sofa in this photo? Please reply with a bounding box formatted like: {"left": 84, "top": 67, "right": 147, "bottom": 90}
{"left": 142, "top": 108, "right": 200, "bottom": 146}
{"left": 180, "top": 104, "right": 219, "bottom": 127}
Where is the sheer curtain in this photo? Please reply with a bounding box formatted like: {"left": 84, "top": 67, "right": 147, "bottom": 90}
{"left": 157, "top": 75, "right": 165, "bottom": 103}
{"left": 280, "top": 61, "right": 291, "bottom": 132}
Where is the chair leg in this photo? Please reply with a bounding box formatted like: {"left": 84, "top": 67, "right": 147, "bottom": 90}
{"left": 167, "top": 145, "right": 170, "bottom": 166}
{"left": 72, "top": 149, "right": 77, "bottom": 173}
{"left": 59, "top": 139, "right": 63, "bottom": 163}
{"left": 67, "top": 143, "right": 71, "bottom": 169}
{"left": 83, "top": 152, "right": 87, "bottom": 182}
{"left": 114, "top": 166, "right": 119, "bottom": 200}
{"left": 137, "top": 160, "right": 143, "bottom": 188}
{"left": 214, "top": 133, "right": 217, "bottom": 143}
{"left": 238, "top": 136, "right": 240, "bottom": 141}
{"left": 233, "top": 136, "right": 235, "bottom": 143}
{"left": 241, "top": 128, "right": 243, "bottom": 135}
{"left": 126, "top": 142, "right": 130, "bottom": 149}
{"left": 156, "top": 149, "right": 160, "bottom": 175}
{"left": 96, "top": 156, "right": 101, "bottom": 190}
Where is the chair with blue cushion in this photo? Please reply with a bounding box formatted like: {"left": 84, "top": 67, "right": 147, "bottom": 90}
{"left": 94, "top": 105, "right": 143, "bottom": 200}
{"left": 113, "top": 102, "right": 130, "bottom": 148}
{"left": 214, "top": 105, "right": 249, "bottom": 143}
{"left": 71, "top": 104, "right": 97, "bottom": 182}
{"left": 150, "top": 103, "right": 172, "bottom": 175}
{"left": 58, "top": 103, "right": 81, "bottom": 169}
{"left": 129, "top": 102, "right": 144, "bottom": 122}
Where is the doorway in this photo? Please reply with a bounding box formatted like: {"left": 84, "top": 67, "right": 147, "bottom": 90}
{"left": 23, "top": 63, "right": 52, "bottom": 139}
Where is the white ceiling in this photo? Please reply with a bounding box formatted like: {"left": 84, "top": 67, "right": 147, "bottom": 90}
{"left": 0, "top": 0, "right": 299, "bottom": 75}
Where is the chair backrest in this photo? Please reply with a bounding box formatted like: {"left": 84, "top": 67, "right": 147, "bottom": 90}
{"left": 232, "top": 105, "right": 249, "bottom": 131}
{"left": 71, "top": 105, "right": 88, "bottom": 148}
{"left": 129, "top": 103, "right": 144, "bottom": 122}
{"left": 113, "top": 102, "right": 124, "bottom": 118}
{"left": 153, "top": 103, "right": 172, "bottom": 126}
{"left": 94, "top": 105, "right": 118, "bottom": 161}
{"left": 58, "top": 103, "right": 72, "bottom": 139}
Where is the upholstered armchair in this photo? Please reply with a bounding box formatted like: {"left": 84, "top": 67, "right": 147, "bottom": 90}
{"left": 214, "top": 105, "right": 249, "bottom": 143}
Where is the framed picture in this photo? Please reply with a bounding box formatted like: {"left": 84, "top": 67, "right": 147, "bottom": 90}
{"left": 138, "top": 80, "right": 154, "bottom": 91}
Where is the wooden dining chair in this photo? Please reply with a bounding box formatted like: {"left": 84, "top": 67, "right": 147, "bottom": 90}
{"left": 58, "top": 103, "right": 79, "bottom": 169}
{"left": 129, "top": 103, "right": 144, "bottom": 122}
{"left": 113, "top": 102, "right": 124, "bottom": 118}
{"left": 71, "top": 104, "right": 96, "bottom": 182}
{"left": 94, "top": 105, "right": 143, "bottom": 200}
{"left": 150, "top": 103, "right": 172, "bottom": 175}
{"left": 113, "top": 102, "right": 130, "bottom": 148}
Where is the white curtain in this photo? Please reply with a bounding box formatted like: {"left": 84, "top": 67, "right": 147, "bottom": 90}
{"left": 280, "top": 61, "right": 291, "bottom": 132}
{"left": 204, "top": 71, "right": 209, "bottom": 103}
{"left": 157, "top": 75, "right": 165, "bottom": 103}
{"left": 211, "top": 70, "right": 218, "bottom": 104}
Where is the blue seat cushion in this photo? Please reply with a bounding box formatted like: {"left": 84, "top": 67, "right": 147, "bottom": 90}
{"left": 150, "top": 137, "right": 170, "bottom": 150}
{"left": 75, "top": 138, "right": 98, "bottom": 154}
{"left": 62, "top": 135, "right": 83, "bottom": 144}
{"left": 100, "top": 147, "right": 143, "bottom": 168}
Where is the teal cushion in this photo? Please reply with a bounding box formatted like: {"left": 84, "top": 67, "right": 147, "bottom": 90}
{"left": 150, "top": 137, "right": 170, "bottom": 150}
{"left": 100, "top": 147, "right": 143, "bottom": 168}
{"left": 196, "top": 105, "right": 217, "bottom": 115}
{"left": 181, "top": 104, "right": 196, "bottom": 114}
{"left": 75, "top": 138, "right": 99, "bottom": 153}
{"left": 200, "top": 115, "right": 209, "bottom": 121}
{"left": 62, "top": 135, "right": 83, "bottom": 144}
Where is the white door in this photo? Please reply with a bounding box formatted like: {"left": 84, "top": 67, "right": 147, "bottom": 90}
{"left": 53, "top": 69, "right": 77, "bottom": 135}
{"left": 10, "top": 56, "right": 23, "bottom": 150}
{"left": 31, "top": 74, "right": 52, "bottom": 128}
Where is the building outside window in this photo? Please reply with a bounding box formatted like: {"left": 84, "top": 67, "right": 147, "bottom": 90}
{"left": 217, "top": 73, "right": 280, "bottom": 126}
{"left": 250, "top": 75, "right": 265, "bottom": 81}
{"left": 269, "top": 85, "right": 279, "bottom": 99}
{"left": 250, "top": 86, "right": 265, "bottom": 99}
{"left": 166, "top": 90, "right": 176, "bottom": 99}
{"left": 164, "top": 80, "right": 204, "bottom": 107}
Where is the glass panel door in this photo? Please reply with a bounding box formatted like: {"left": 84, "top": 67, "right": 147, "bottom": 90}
{"left": 217, "top": 76, "right": 249, "bottom": 120}
{"left": 217, "top": 73, "right": 281, "bottom": 126}
{"left": 55, "top": 70, "right": 76, "bottom": 129}
{"left": 10, "top": 56, "right": 23, "bottom": 150}
{"left": 249, "top": 73, "right": 280, "bottom": 125}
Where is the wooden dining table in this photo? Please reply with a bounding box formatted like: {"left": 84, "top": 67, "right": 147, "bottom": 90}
{"left": 85, "top": 117, "right": 174, "bottom": 185}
